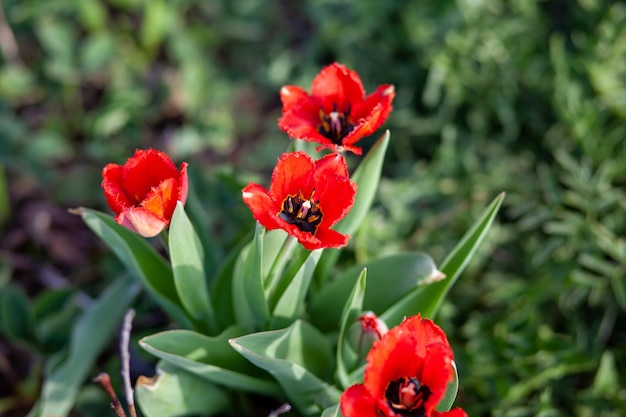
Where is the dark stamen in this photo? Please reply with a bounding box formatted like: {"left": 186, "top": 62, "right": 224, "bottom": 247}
{"left": 318, "top": 103, "right": 353, "bottom": 145}
{"left": 278, "top": 189, "right": 323, "bottom": 234}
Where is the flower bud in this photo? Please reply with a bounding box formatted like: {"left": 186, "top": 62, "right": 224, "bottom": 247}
{"left": 348, "top": 312, "right": 389, "bottom": 358}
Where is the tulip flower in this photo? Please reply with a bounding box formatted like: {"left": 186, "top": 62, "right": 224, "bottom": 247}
{"left": 102, "top": 148, "right": 188, "bottom": 238}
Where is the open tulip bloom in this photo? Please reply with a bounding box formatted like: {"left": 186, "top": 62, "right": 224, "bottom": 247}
{"left": 341, "top": 315, "right": 467, "bottom": 417}
{"left": 67, "top": 62, "right": 506, "bottom": 417}
{"left": 279, "top": 63, "right": 395, "bottom": 155}
{"left": 242, "top": 151, "right": 357, "bottom": 250}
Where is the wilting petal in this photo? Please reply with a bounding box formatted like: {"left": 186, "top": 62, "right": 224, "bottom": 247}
{"left": 117, "top": 207, "right": 168, "bottom": 238}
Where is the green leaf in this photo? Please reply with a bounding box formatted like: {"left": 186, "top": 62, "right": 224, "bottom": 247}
{"left": 31, "top": 277, "right": 139, "bottom": 417}
{"left": 337, "top": 130, "right": 390, "bottom": 236}
{"left": 169, "top": 202, "right": 217, "bottom": 333}
{"left": 233, "top": 223, "right": 270, "bottom": 331}
{"left": 136, "top": 361, "right": 229, "bottom": 417}
{"left": 230, "top": 320, "right": 340, "bottom": 417}
{"left": 79, "top": 208, "right": 191, "bottom": 327}
{"left": 316, "top": 131, "right": 390, "bottom": 283}
{"left": 310, "top": 252, "right": 441, "bottom": 332}
{"left": 0, "top": 284, "right": 34, "bottom": 341}
{"left": 211, "top": 234, "right": 252, "bottom": 330}
{"left": 336, "top": 269, "right": 366, "bottom": 389}
{"left": 139, "top": 326, "right": 280, "bottom": 396}
{"left": 436, "top": 360, "right": 459, "bottom": 412}
{"left": 381, "top": 193, "right": 505, "bottom": 325}
{"left": 321, "top": 404, "right": 340, "bottom": 417}
{"left": 591, "top": 351, "right": 619, "bottom": 396}
{"left": 270, "top": 250, "right": 322, "bottom": 329}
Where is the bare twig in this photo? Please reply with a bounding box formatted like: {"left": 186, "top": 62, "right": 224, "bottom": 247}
{"left": 0, "top": 3, "right": 22, "bottom": 66}
{"left": 93, "top": 373, "right": 127, "bottom": 417}
{"left": 121, "top": 309, "right": 138, "bottom": 417}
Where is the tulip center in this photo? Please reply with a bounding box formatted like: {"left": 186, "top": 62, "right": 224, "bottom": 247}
{"left": 318, "top": 103, "right": 354, "bottom": 145}
{"left": 278, "top": 189, "right": 323, "bottom": 234}
{"left": 384, "top": 377, "right": 431, "bottom": 417}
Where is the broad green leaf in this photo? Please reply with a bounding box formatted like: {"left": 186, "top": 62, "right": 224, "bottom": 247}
{"left": 262, "top": 229, "right": 291, "bottom": 278}
{"left": 136, "top": 361, "right": 229, "bottom": 417}
{"left": 436, "top": 361, "right": 459, "bottom": 412}
{"left": 211, "top": 236, "right": 249, "bottom": 330}
{"left": 336, "top": 269, "right": 366, "bottom": 389}
{"left": 233, "top": 223, "right": 270, "bottom": 331}
{"left": 230, "top": 320, "right": 340, "bottom": 417}
{"left": 381, "top": 193, "right": 505, "bottom": 325}
{"left": 321, "top": 404, "right": 340, "bottom": 417}
{"left": 270, "top": 250, "right": 322, "bottom": 329}
{"left": 79, "top": 208, "right": 191, "bottom": 327}
{"left": 32, "top": 290, "right": 77, "bottom": 349}
{"left": 139, "top": 326, "right": 280, "bottom": 396}
{"left": 310, "top": 252, "right": 441, "bottom": 332}
{"left": 31, "top": 277, "right": 139, "bottom": 417}
{"left": 169, "top": 202, "right": 217, "bottom": 333}
{"left": 316, "top": 131, "right": 390, "bottom": 284}
{"left": 0, "top": 284, "right": 34, "bottom": 341}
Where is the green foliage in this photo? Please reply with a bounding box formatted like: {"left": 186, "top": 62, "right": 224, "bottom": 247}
{"left": 3, "top": 0, "right": 625, "bottom": 416}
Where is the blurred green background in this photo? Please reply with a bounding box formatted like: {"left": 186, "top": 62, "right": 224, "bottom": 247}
{"left": 1, "top": 0, "right": 625, "bottom": 416}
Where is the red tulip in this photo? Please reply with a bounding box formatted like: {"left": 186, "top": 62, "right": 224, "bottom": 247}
{"left": 242, "top": 151, "right": 356, "bottom": 250}
{"left": 102, "top": 149, "right": 188, "bottom": 237}
{"left": 341, "top": 315, "right": 467, "bottom": 417}
{"left": 278, "top": 63, "right": 395, "bottom": 155}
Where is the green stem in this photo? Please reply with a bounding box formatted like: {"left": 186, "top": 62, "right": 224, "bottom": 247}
{"left": 265, "top": 234, "right": 298, "bottom": 298}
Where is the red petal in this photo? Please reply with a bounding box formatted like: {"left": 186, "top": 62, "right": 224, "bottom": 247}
{"left": 278, "top": 85, "right": 323, "bottom": 142}
{"left": 353, "top": 84, "right": 395, "bottom": 123}
{"left": 433, "top": 408, "right": 468, "bottom": 417}
{"left": 242, "top": 183, "right": 283, "bottom": 231}
{"left": 278, "top": 110, "right": 333, "bottom": 145}
{"left": 315, "top": 174, "right": 356, "bottom": 229}
{"left": 177, "top": 162, "right": 189, "bottom": 205}
{"left": 280, "top": 85, "right": 317, "bottom": 112}
{"left": 312, "top": 228, "right": 350, "bottom": 249}
{"left": 102, "top": 163, "right": 132, "bottom": 213}
{"left": 313, "top": 152, "right": 349, "bottom": 178}
{"left": 364, "top": 315, "right": 454, "bottom": 401}
{"left": 116, "top": 207, "right": 168, "bottom": 238}
{"left": 122, "top": 149, "right": 179, "bottom": 203}
{"left": 419, "top": 344, "right": 455, "bottom": 412}
{"left": 340, "top": 384, "right": 378, "bottom": 417}
{"left": 343, "top": 85, "right": 394, "bottom": 147}
{"left": 311, "top": 63, "right": 365, "bottom": 113}
{"left": 269, "top": 152, "right": 315, "bottom": 204}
